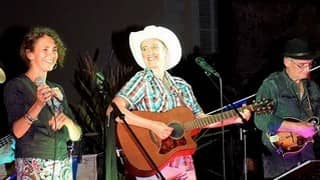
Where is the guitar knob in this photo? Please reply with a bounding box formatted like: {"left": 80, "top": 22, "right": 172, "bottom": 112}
{"left": 276, "top": 148, "right": 284, "bottom": 155}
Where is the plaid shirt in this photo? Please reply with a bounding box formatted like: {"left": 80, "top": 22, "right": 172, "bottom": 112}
{"left": 119, "top": 69, "right": 201, "bottom": 179}
{"left": 117, "top": 69, "right": 203, "bottom": 116}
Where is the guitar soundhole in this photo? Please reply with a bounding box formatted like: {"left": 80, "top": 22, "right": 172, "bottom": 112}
{"left": 158, "top": 122, "right": 187, "bottom": 154}
{"left": 168, "top": 122, "right": 184, "bottom": 139}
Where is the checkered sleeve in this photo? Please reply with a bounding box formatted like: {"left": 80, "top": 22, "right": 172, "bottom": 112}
{"left": 174, "top": 77, "right": 204, "bottom": 116}
{"left": 117, "top": 71, "right": 146, "bottom": 109}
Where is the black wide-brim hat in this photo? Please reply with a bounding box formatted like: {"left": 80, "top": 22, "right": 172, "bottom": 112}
{"left": 283, "top": 38, "right": 320, "bottom": 60}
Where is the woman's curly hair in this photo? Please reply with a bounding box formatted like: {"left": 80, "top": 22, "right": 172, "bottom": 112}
{"left": 20, "top": 26, "right": 66, "bottom": 67}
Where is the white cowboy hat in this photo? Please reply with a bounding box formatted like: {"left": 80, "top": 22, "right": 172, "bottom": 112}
{"left": 129, "top": 25, "right": 182, "bottom": 70}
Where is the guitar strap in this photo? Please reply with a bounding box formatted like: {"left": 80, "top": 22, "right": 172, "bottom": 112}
{"left": 162, "top": 74, "right": 187, "bottom": 107}
{"left": 304, "top": 81, "right": 314, "bottom": 117}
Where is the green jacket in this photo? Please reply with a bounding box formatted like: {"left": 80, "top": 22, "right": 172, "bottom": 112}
{"left": 254, "top": 70, "right": 320, "bottom": 151}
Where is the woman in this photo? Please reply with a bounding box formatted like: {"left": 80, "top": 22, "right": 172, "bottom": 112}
{"left": 109, "top": 25, "right": 251, "bottom": 179}
{"left": 4, "top": 27, "right": 82, "bottom": 180}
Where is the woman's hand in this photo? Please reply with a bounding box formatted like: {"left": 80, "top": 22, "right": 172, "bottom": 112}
{"left": 150, "top": 121, "right": 173, "bottom": 140}
{"left": 51, "top": 87, "right": 63, "bottom": 101}
{"left": 48, "top": 112, "right": 82, "bottom": 140}
{"left": 48, "top": 112, "right": 72, "bottom": 131}
{"left": 36, "top": 84, "right": 53, "bottom": 106}
{"left": 235, "top": 108, "right": 251, "bottom": 123}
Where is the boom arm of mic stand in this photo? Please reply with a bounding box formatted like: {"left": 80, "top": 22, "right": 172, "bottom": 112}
{"left": 207, "top": 94, "right": 256, "bottom": 115}
{"left": 203, "top": 72, "right": 246, "bottom": 123}
{"left": 110, "top": 103, "right": 165, "bottom": 180}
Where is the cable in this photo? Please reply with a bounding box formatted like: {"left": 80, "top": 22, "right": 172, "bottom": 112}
{"left": 49, "top": 108, "right": 57, "bottom": 180}
{"left": 47, "top": 98, "right": 63, "bottom": 179}
{"left": 218, "top": 77, "right": 226, "bottom": 180}
{"left": 53, "top": 118, "right": 57, "bottom": 180}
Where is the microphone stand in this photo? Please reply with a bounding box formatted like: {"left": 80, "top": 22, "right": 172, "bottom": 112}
{"left": 111, "top": 103, "right": 165, "bottom": 180}
{"left": 201, "top": 71, "right": 247, "bottom": 180}
{"left": 218, "top": 75, "right": 227, "bottom": 180}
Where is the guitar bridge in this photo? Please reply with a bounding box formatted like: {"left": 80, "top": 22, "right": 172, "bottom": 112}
{"left": 159, "top": 137, "right": 187, "bottom": 154}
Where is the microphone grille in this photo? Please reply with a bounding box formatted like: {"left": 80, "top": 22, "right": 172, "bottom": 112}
{"left": 35, "top": 77, "right": 44, "bottom": 86}
{"left": 195, "top": 57, "right": 206, "bottom": 66}
{"left": 195, "top": 57, "right": 202, "bottom": 63}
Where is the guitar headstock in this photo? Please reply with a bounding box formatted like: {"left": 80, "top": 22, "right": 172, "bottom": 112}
{"left": 247, "top": 98, "right": 274, "bottom": 114}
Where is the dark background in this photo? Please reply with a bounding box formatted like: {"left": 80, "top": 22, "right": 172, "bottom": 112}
{"left": 1, "top": 0, "right": 320, "bottom": 179}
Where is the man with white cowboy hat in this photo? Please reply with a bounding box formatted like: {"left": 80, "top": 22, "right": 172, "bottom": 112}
{"left": 108, "top": 25, "right": 251, "bottom": 179}
{"left": 255, "top": 37, "right": 320, "bottom": 179}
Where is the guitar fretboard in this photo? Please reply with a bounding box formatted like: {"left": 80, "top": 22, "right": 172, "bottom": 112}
{"left": 183, "top": 101, "right": 268, "bottom": 130}
{"left": 0, "top": 134, "right": 13, "bottom": 148}
{"left": 185, "top": 107, "right": 245, "bottom": 130}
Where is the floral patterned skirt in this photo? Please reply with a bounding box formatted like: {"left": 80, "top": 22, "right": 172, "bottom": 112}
{"left": 136, "top": 155, "right": 196, "bottom": 180}
{"left": 15, "top": 157, "right": 72, "bottom": 180}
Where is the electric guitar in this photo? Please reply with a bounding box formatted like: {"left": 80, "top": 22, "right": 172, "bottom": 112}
{"left": 116, "top": 99, "right": 273, "bottom": 176}
{"left": 267, "top": 116, "right": 319, "bottom": 157}
{"left": 0, "top": 134, "right": 14, "bottom": 148}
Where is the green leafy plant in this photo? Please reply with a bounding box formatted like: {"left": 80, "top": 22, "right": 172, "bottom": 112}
{"left": 72, "top": 49, "right": 137, "bottom": 179}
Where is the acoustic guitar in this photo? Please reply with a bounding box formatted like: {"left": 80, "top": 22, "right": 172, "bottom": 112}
{"left": 116, "top": 99, "right": 273, "bottom": 176}
{"left": 267, "top": 116, "right": 319, "bottom": 157}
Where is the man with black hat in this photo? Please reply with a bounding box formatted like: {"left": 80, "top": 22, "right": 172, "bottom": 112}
{"left": 254, "top": 38, "right": 320, "bottom": 178}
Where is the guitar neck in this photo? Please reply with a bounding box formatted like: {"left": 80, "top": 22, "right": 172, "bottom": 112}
{"left": 185, "top": 106, "right": 253, "bottom": 130}
{"left": 0, "top": 135, "right": 12, "bottom": 147}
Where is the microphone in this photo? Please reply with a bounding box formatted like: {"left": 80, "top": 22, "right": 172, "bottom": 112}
{"left": 35, "top": 77, "right": 63, "bottom": 114}
{"left": 35, "top": 77, "right": 44, "bottom": 86}
{"left": 195, "top": 57, "right": 220, "bottom": 78}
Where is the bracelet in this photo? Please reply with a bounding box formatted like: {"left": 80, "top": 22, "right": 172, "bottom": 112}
{"left": 24, "top": 113, "right": 38, "bottom": 125}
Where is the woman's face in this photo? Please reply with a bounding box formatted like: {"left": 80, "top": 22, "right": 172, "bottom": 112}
{"left": 140, "top": 38, "right": 167, "bottom": 70}
{"left": 26, "top": 35, "right": 58, "bottom": 72}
